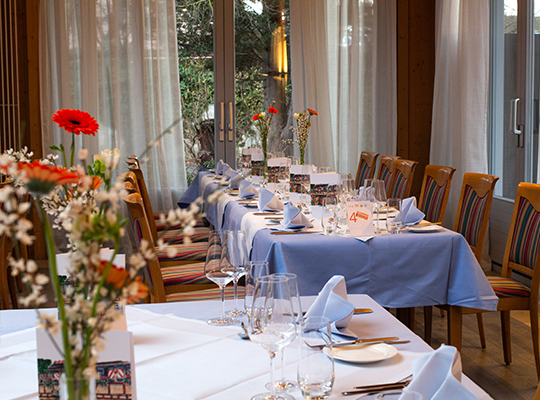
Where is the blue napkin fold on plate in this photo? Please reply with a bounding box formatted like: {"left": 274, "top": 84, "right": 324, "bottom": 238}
{"left": 392, "top": 197, "right": 425, "bottom": 226}
{"left": 239, "top": 180, "right": 258, "bottom": 199}
{"left": 216, "top": 159, "right": 225, "bottom": 175}
{"left": 228, "top": 170, "right": 242, "bottom": 188}
{"left": 258, "top": 188, "right": 284, "bottom": 212}
{"left": 222, "top": 165, "right": 233, "bottom": 181}
{"left": 304, "top": 275, "right": 358, "bottom": 341}
{"left": 280, "top": 202, "right": 313, "bottom": 230}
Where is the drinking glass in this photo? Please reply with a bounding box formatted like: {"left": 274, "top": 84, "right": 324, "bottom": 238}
{"left": 249, "top": 276, "right": 297, "bottom": 400}
{"left": 386, "top": 198, "right": 403, "bottom": 234}
{"left": 371, "top": 180, "right": 387, "bottom": 234}
{"left": 318, "top": 167, "right": 331, "bottom": 173}
{"left": 298, "top": 317, "right": 334, "bottom": 399}
{"left": 322, "top": 197, "right": 340, "bottom": 235}
{"left": 360, "top": 178, "right": 373, "bottom": 201}
{"left": 300, "top": 181, "right": 311, "bottom": 214}
{"left": 244, "top": 261, "right": 270, "bottom": 318}
{"left": 204, "top": 231, "right": 238, "bottom": 326}
{"left": 226, "top": 231, "right": 249, "bottom": 317}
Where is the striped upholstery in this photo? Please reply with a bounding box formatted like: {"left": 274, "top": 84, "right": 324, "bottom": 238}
{"left": 135, "top": 220, "right": 209, "bottom": 244}
{"left": 419, "top": 176, "right": 448, "bottom": 222}
{"left": 166, "top": 286, "right": 245, "bottom": 302}
{"left": 508, "top": 197, "right": 540, "bottom": 269}
{"left": 155, "top": 215, "right": 207, "bottom": 230}
{"left": 390, "top": 170, "right": 407, "bottom": 199}
{"left": 357, "top": 160, "right": 371, "bottom": 188}
{"left": 456, "top": 185, "right": 489, "bottom": 247}
{"left": 487, "top": 276, "right": 530, "bottom": 298}
{"left": 161, "top": 262, "right": 212, "bottom": 285}
{"left": 379, "top": 164, "right": 392, "bottom": 190}
{"left": 157, "top": 242, "right": 208, "bottom": 262}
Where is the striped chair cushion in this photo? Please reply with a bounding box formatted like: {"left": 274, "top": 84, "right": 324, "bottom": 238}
{"left": 487, "top": 276, "right": 530, "bottom": 298}
{"left": 379, "top": 164, "right": 392, "bottom": 190}
{"left": 157, "top": 242, "right": 208, "bottom": 262}
{"left": 419, "top": 176, "right": 448, "bottom": 223}
{"left": 508, "top": 197, "right": 540, "bottom": 269}
{"left": 390, "top": 169, "right": 407, "bottom": 199}
{"left": 166, "top": 286, "right": 245, "bottom": 302}
{"left": 357, "top": 160, "right": 371, "bottom": 188}
{"left": 135, "top": 220, "right": 209, "bottom": 244}
{"left": 161, "top": 262, "right": 212, "bottom": 285}
{"left": 455, "top": 185, "right": 489, "bottom": 247}
{"left": 155, "top": 214, "right": 207, "bottom": 230}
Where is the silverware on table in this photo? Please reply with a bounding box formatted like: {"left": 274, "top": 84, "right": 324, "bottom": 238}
{"left": 342, "top": 380, "right": 410, "bottom": 396}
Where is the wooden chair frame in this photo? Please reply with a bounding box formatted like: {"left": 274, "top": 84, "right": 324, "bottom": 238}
{"left": 354, "top": 151, "right": 379, "bottom": 189}
{"left": 376, "top": 155, "right": 401, "bottom": 196}
{"left": 418, "top": 165, "right": 456, "bottom": 223}
{"left": 387, "top": 159, "right": 418, "bottom": 199}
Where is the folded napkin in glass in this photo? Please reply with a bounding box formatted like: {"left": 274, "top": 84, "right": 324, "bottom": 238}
{"left": 403, "top": 345, "right": 476, "bottom": 400}
{"left": 391, "top": 197, "right": 425, "bottom": 226}
{"left": 239, "top": 180, "right": 258, "bottom": 199}
{"left": 216, "top": 159, "right": 226, "bottom": 175}
{"left": 278, "top": 202, "right": 314, "bottom": 230}
{"left": 304, "top": 275, "right": 358, "bottom": 342}
{"left": 258, "top": 187, "right": 284, "bottom": 212}
{"left": 359, "top": 186, "right": 375, "bottom": 201}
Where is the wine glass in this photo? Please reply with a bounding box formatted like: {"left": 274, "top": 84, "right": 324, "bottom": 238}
{"left": 322, "top": 196, "right": 340, "bottom": 235}
{"left": 249, "top": 276, "right": 297, "bottom": 400}
{"left": 205, "top": 231, "right": 238, "bottom": 326}
{"left": 226, "top": 230, "right": 249, "bottom": 317}
{"left": 244, "top": 261, "right": 270, "bottom": 319}
{"left": 371, "top": 180, "right": 387, "bottom": 234}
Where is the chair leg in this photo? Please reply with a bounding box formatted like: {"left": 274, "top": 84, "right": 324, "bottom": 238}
{"left": 440, "top": 309, "right": 445, "bottom": 317}
{"left": 501, "top": 310, "right": 512, "bottom": 365}
{"left": 476, "top": 313, "right": 486, "bottom": 348}
{"left": 424, "top": 306, "right": 432, "bottom": 345}
{"left": 530, "top": 304, "right": 540, "bottom": 379}
{"left": 448, "top": 306, "right": 463, "bottom": 353}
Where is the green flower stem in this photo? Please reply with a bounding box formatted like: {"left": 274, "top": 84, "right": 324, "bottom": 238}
{"left": 70, "top": 133, "right": 75, "bottom": 168}
{"left": 36, "top": 197, "right": 75, "bottom": 400}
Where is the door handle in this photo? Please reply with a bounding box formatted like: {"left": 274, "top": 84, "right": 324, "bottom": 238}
{"left": 511, "top": 98, "right": 522, "bottom": 135}
{"left": 228, "top": 102, "right": 234, "bottom": 141}
{"left": 220, "top": 102, "right": 224, "bottom": 142}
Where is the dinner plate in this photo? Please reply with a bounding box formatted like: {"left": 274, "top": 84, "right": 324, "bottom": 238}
{"left": 408, "top": 225, "right": 441, "bottom": 233}
{"left": 324, "top": 343, "right": 398, "bottom": 364}
{"left": 244, "top": 203, "right": 258, "bottom": 208}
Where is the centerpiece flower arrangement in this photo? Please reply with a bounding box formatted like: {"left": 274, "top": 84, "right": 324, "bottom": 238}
{"left": 253, "top": 103, "right": 278, "bottom": 168}
{"left": 291, "top": 108, "right": 317, "bottom": 165}
{"left": 1, "top": 109, "right": 210, "bottom": 400}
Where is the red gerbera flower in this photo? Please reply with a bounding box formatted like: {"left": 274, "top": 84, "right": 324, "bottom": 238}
{"left": 51, "top": 109, "right": 99, "bottom": 136}
{"left": 268, "top": 107, "right": 278, "bottom": 114}
{"left": 307, "top": 108, "right": 318, "bottom": 116}
{"left": 253, "top": 113, "right": 260, "bottom": 121}
{"left": 19, "top": 161, "right": 80, "bottom": 195}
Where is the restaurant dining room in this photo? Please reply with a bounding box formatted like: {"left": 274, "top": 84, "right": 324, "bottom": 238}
{"left": 3, "top": 0, "right": 540, "bottom": 399}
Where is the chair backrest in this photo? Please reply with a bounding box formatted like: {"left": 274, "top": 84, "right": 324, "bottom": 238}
{"left": 387, "top": 159, "right": 418, "bottom": 199}
{"left": 123, "top": 192, "right": 166, "bottom": 303}
{"left": 501, "top": 183, "right": 540, "bottom": 302}
{"left": 453, "top": 173, "right": 499, "bottom": 262}
{"left": 127, "top": 163, "right": 160, "bottom": 241}
{"left": 418, "top": 165, "right": 456, "bottom": 223}
{"left": 377, "top": 155, "right": 401, "bottom": 194}
{"left": 355, "top": 151, "right": 380, "bottom": 189}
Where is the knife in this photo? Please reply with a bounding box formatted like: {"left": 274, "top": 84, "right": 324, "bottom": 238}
{"left": 342, "top": 382, "right": 409, "bottom": 396}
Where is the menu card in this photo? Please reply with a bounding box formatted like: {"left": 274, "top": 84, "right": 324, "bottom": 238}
{"left": 250, "top": 152, "right": 265, "bottom": 176}
{"left": 289, "top": 165, "right": 313, "bottom": 205}
{"left": 346, "top": 201, "right": 374, "bottom": 236}
{"left": 241, "top": 148, "right": 262, "bottom": 167}
{"left": 267, "top": 157, "right": 290, "bottom": 183}
{"left": 310, "top": 173, "right": 340, "bottom": 219}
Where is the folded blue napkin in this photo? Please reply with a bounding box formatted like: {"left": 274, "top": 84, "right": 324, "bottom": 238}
{"left": 281, "top": 202, "right": 313, "bottom": 230}
{"left": 392, "top": 197, "right": 425, "bottom": 226}
{"left": 222, "top": 165, "right": 233, "bottom": 181}
{"left": 258, "top": 188, "right": 284, "bottom": 212}
{"left": 216, "top": 159, "right": 225, "bottom": 175}
{"left": 228, "top": 170, "right": 242, "bottom": 188}
{"left": 239, "top": 180, "right": 257, "bottom": 199}
{"left": 359, "top": 186, "right": 374, "bottom": 201}
{"left": 403, "top": 345, "right": 476, "bottom": 400}
{"left": 304, "top": 275, "right": 357, "bottom": 341}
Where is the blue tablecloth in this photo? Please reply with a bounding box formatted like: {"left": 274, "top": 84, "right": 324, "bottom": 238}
{"left": 177, "top": 171, "right": 212, "bottom": 208}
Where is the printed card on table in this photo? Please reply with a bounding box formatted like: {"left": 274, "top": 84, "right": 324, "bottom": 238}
{"left": 347, "top": 201, "right": 374, "bottom": 237}
{"left": 241, "top": 148, "right": 262, "bottom": 166}
{"left": 251, "top": 152, "right": 265, "bottom": 176}
{"left": 310, "top": 173, "right": 340, "bottom": 206}
{"left": 289, "top": 165, "right": 313, "bottom": 206}
{"left": 36, "top": 328, "right": 137, "bottom": 399}
{"left": 267, "top": 157, "right": 290, "bottom": 183}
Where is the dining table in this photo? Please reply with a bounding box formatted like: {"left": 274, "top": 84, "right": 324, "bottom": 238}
{"left": 0, "top": 294, "right": 492, "bottom": 399}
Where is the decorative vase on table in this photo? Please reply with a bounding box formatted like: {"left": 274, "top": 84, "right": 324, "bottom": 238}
{"left": 253, "top": 103, "right": 279, "bottom": 175}
{"left": 291, "top": 108, "right": 317, "bottom": 165}
{"left": 0, "top": 109, "right": 213, "bottom": 400}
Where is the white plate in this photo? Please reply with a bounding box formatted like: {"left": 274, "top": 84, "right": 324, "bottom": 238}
{"left": 408, "top": 225, "right": 441, "bottom": 233}
{"left": 244, "top": 203, "right": 258, "bottom": 208}
{"left": 324, "top": 343, "right": 398, "bottom": 364}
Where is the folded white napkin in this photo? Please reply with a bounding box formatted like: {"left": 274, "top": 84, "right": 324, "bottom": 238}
{"left": 359, "top": 186, "right": 375, "bottom": 201}
{"left": 228, "top": 170, "right": 242, "bottom": 188}
{"left": 304, "top": 275, "right": 357, "bottom": 341}
{"left": 392, "top": 197, "right": 425, "bottom": 226}
{"left": 281, "top": 202, "right": 313, "bottom": 230}
{"left": 258, "top": 188, "right": 284, "bottom": 212}
{"left": 216, "top": 159, "right": 225, "bottom": 175}
{"left": 402, "top": 345, "right": 477, "bottom": 400}
{"left": 222, "top": 165, "right": 233, "bottom": 181}
{"left": 239, "top": 180, "right": 258, "bottom": 199}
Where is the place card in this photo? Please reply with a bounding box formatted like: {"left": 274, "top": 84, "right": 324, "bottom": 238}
{"left": 310, "top": 173, "right": 340, "bottom": 219}
{"left": 267, "top": 157, "right": 290, "bottom": 183}
{"left": 241, "top": 147, "right": 262, "bottom": 166}
{"left": 250, "top": 152, "right": 265, "bottom": 176}
{"left": 289, "top": 165, "right": 313, "bottom": 205}
{"left": 346, "top": 201, "right": 374, "bottom": 237}
{"left": 36, "top": 328, "right": 137, "bottom": 399}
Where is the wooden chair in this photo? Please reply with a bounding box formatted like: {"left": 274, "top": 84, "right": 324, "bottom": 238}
{"left": 354, "top": 151, "right": 379, "bottom": 189}
{"left": 418, "top": 165, "right": 456, "bottom": 223}
{"left": 387, "top": 159, "right": 418, "bottom": 199}
{"left": 445, "top": 182, "right": 540, "bottom": 378}
{"left": 123, "top": 192, "right": 240, "bottom": 303}
{"left": 376, "top": 155, "right": 401, "bottom": 196}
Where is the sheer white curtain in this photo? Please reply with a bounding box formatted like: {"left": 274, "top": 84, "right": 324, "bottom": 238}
{"left": 430, "top": 0, "right": 490, "bottom": 227}
{"left": 39, "top": 0, "right": 187, "bottom": 211}
{"left": 290, "top": 0, "right": 396, "bottom": 174}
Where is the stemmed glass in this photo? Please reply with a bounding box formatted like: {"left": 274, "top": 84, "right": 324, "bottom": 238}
{"left": 204, "top": 231, "right": 238, "bottom": 326}
{"left": 249, "top": 276, "right": 297, "bottom": 400}
{"left": 371, "top": 180, "right": 387, "bottom": 233}
{"left": 278, "top": 164, "right": 290, "bottom": 202}
{"left": 226, "top": 230, "right": 249, "bottom": 317}
{"left": 244, "top": 261, "right": 270, "bottom": 318}
{"left": 300, "top": 179, "right": 311, "bottom": 214}
{"left": 323, "top": 196, "right": 340, "bottom": 235}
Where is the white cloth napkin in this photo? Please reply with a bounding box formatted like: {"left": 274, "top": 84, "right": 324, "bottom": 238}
{"left": 392, "top": 197, "right": 425, "bottom": 226}
{"left": 402, "top": 345, "right": 477, "bottom": 400}
{"left": 239, "top": 180, "right": 258, "bottom": 199}
{"left": 216, "top": 159, "right": 225, "bottom": 175}
{"left": 280, "top": 202, "right": 313, "bottom": 230}
{"left": 304, "top": 275, "right": 357, "bottom": 341}
{"left": 258, "top": 188, "right": 284, "bottom": 212}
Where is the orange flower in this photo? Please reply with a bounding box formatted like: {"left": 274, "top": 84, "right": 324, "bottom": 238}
{"left": 268, "top": 107, "right": 278, "bottom": 114}
{"left": 126, "top": 276, "right": 149, "bottom": 304}
{"left": 90, "top": 176, "right": 103, "bottom": 190}
{"left": 96, "top": 260, "right": 129, "bottom": 290}
{"left": 307, "top": 108, "right": 318, "bottom": 116}
{"left": 19, "top": 161, "right": 80, "bottom": 195}
{"left": 51, "top": 109, "right": 99, "bottom": 136}
{"left": 253, "top": 113, "right": 261, "bottom": 121}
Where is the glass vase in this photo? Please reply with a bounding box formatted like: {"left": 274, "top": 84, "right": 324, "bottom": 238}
{"left": 60, "top": 373, "right": 96, "bottom": 400}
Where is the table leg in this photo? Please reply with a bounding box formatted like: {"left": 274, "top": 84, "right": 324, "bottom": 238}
{"left": 448, "top": 306, "right": 463, "bottom": 353}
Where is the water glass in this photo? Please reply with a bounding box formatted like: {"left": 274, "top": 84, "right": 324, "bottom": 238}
{"left": 298, "top": 317, "right": 334, "bottom": 399}
{"left": 244, "top": 261, "right": 269, "bottom": 318}
{"left": 322, "top": 197, "right": 339, "bottom": 235}
{"left": 386, "top": 198, "right": 403, "bottom": 234}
